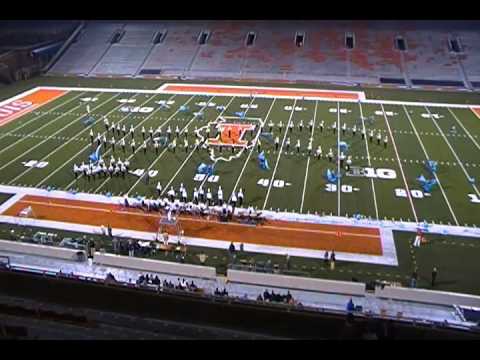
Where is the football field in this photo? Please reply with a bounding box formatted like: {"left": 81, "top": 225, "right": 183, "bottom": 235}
{"left": 1, "top": 82, "right": 480, "bottom": 227}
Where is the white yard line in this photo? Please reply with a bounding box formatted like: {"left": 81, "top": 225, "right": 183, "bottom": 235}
{"left": 448, "top": 107, "right": 480, "bottom": 151}
{"left": 402, "top": 105, "right": 459, "bottom": 225}
{"left": 126, "top": 96, "right": 216, "bottom": 196}
{"left": 262, "top": 99, "right": 297, "bottom": 210}
{"left": 62, "top": 94, "right": 185, "bottom": 191}
{"left": 0, "top": 91, "right": 86, "bottom": 142}
{"left": 337, "top": 102, "right": 341, "bottom": 216}
{"left": 161, "top": 96, "right": 236, "bottom": 194}
{"left": 300, "top": 100, "right": 318, "bottom": 213}
{"left": 92, "top": 94, "right": 185, "bottom": 193}
{"left": 231, "top": 98, "right": 277, "bottom": 197}
{"left": 358, "top": 102, "right": 379, "bottom": 220}
{"left": 9, "top": 93, "right": 126, "bottom": 186}
{"left": 425, "top": 106, "right": 480, "bottom": 197}
{"left": 2, "top": 92, "right": 118, "bottom": 175}
{"left": 0, "top": 92, "right": 89, "bottom": 157}
{"left": 380, "top": 104, "right": 418, "bottom": 223}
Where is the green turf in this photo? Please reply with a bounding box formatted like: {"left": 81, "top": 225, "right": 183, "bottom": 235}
{"left": 0, "top": 193, "right": 13, "bottom": 205}
{"left": 1, "top": 77, "right": 480, "bottom": 296}
{"left": 0, "top": 82, "right": 479, "bottom": 223}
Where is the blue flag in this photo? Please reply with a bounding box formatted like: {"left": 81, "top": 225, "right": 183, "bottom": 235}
{"left": 197, "top": 163, "right": 214, "bottom": 176}
{"left": 338, "top": 141, "right": 349, "bottom": 153}
{"left": 325, "top": 169, "right": 338, "bottom": 183}
{"left": 417, "top": 174, "right": 437, "bottom": 193}
{"left": 89, "top": 145, "right": 102, "bottom": 163}
{"left": 82, "top": 116, "right": 95, "bottom": 126}
{"left": 426, "top": 160, "right": 438, "bottom": 174}
{"left": 235, "top": 111, "right": 246, "bottom": 119}
{"left": 258, "top": 151, "right": 269, "bottom": 170}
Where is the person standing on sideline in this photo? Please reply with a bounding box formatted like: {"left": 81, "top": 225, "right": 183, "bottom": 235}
{"left": 432, "top": 267, "right": 438, "bottom": 287}
{"left": 411, "top": 269, "right": 418, "bottom": 288}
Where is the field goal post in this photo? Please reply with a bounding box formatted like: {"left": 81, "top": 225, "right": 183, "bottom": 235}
{"left": 157, "top": 212, "right": 183, "bottom": 244}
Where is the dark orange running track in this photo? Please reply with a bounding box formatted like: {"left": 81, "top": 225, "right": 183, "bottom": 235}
{"left": 3, "top": 195, "right": 383, "bottom": 255}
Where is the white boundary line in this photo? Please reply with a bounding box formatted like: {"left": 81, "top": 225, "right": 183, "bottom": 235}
{"left": 380, "top": 104, "right": 418, "bottom": 223}
{"left": 2, "top": 92, "right": 116, "bottom": 175}
{"left": 8, "top": 93, "right": 124, "bottom": 186}
{"left": 448, "top": 107, "right": 480, "bottom": 151}
{"left": 300, "top": 100, "right": 318, "bottom": 213}
{"left": 10, "top": 85, "right": 480, "bottom": 109}
{"left": 402, "top": 105, "right": 459, "bottom": 226}
{"left": 358, "top": 102, "right": 379, "bottom": 220}
{"left": 262, "top": 99, "right": 297, "bottom": 210}
{"left": 0, "top": 91, "right": 85, "bottom": 142}
{"left": 425, "top": 106, "right": 480, "bottom": 198}
{"left": 0, "top": 92, "right": 89, "bottom": 157}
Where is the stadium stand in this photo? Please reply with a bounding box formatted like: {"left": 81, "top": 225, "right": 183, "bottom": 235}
{"left": 49, "top": 22, "right": 124, "bottom": 75}
{"left": 46, "top": 20, "right": 480, "bottom": 89}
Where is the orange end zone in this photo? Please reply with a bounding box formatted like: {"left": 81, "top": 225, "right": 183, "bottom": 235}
{"left": 0, "top": 89, "right": 68, "bottom": 127}
{"left": 2, "top": 195, "right": 382, "bottom": 256}
{"left": 471, "top": 107, "right": 480, "bottom": 119}
{"left": 163, "top": 84, "right": 361, "bottom": 100}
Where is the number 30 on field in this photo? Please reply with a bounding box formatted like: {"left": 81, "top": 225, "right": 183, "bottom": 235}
{"left": 325, "top": 184, "right": 353, "bottom": 193}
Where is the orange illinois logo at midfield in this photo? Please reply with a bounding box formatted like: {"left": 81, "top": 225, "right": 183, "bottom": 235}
{"left": 208, "top": 123, "right": 256, "bottom": 147}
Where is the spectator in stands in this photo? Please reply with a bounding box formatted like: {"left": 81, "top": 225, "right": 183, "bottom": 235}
{"left": 107, "top": 224, "right": 113, "bottom": 237}
{"left": 257, "top": 294, "right": 263, "bottom": 302}
{"left": 410, "top": 270, "right": 418, "bottom": 288}
{"left": 347, "top": 298, "right": 355, "bottom": 312}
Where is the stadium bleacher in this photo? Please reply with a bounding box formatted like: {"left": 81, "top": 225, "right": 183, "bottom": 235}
{"left": 47, "top": 20, "right": 480, "bottom": 88}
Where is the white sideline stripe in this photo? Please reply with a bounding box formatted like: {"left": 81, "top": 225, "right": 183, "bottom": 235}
{"left": 300, "top": 100, "right": 318, "bottom": 213}
{"left": 60, "top": 93, "right": 172, "bottom": 191}
{"left": 337, "top": 102, "right": 341, "bottom": 216}
{"left": 161, "top": 97, "right": 236, "bottom": 194}
{"left": 262, "top": 99, "right": 297, "bottom": 210}
{"left": 448, "top": 108, "right": 480, "bottom": 152}
{"left": 0, "top": 92, "right": 88, "bottom": 157}
{"left": 231, "top": 99, "right": 277, "bottom": 197}
{"left": 380, "top": 104, "right": 418, "bottom": 223}
{"left": 2, "top": 92, "right": 116, "bottom": 175}
{"left": 0, "top": 91, "right": 85, "bottom": 143}
{"left": 14, "top": 85, "right": 480, "bottom": 109}
{"left": 126, "top": 96, "right": 216, "bottom": 196}
{"left": 425, "top": 106, "right": 480, "bottom": 197}
{"left": 402, "top": 105, "right": 459, "bottom": 226}
{"left": 358, "top": 102, "right": 379, "bottom": 220}
{"left": 92, "top": 94, "right": 181, "bottom": 193}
